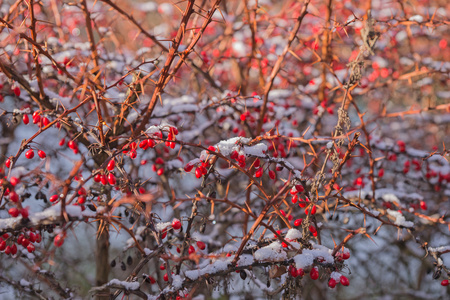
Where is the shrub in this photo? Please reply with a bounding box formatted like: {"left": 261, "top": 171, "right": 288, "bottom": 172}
{"left": 0, "top": 0, "right": 449, "bottom": 299}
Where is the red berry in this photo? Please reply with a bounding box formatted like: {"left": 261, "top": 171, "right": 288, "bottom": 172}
{"left": 289, "top": 266, "right": 298, "bottom": 277}
{"left": 22, "top": 238, "right": 30, "bottom": 247}
{"left": 139, "top": 139, "right": 148, "bottom": 149}
{"left": 11, "top": 244, "right": 17, "bottom": 255}
{"left": 397, "top": 140, "right": 406, "bottom": 152}
{"left": 184, "top": 164, "right": 194, "bottom": 172}
{"left": 157, "top": 168, "right": 164, "bottom": 176}
{"left": 163, "top": 273, "right": 169, "bottom": 281}
{"left": 342, "top": 251, "right": 350, "bottom": 260}
{"left": 29, "top": 232, "right": 36, "bottom": 243}
{"left": 269, "top": 170, "right": 276, "bottom": 180}
{"left": 21, "top": 208, "right": 29, "bottom": 218}
{"left": 0, "top": 240, "right": 6, "bottom": 251}
{"left": 129, "top": 150, "right": 137, "bottom": 159}
{"left": 311, "top": 205, "right": 317, "bottom": 215}
{"left": 68, "top": 140, "right": 77, "bottom": 149}
{"left": 5, "top": 158, "right": 11, "bottom": 168}
{"left": 419, "top": 201, "right": 427, "bottom": 210}
{"left": 296, "top": 184, "right": 304, "bottom": 192}
{"left": 254, "top": 159, "right": 260, "bottom": 168}
{"left": 35, "top": 233, "right": 41, "bottom": 243}
{"left": 42, "top": 117, "right": 50, "bottom": 127}
{"left": 23, "top": 114, "right": 29, "bottom": 124}
{"left": 107, "top": 173, "right": 116, "bottom": 185}
{"left": 25, "top": 149, "right": 34, "bottom": 159}
{"left": 310, "top": 267, "right": 319, "bottom": 280}
{"left": 291, "top": 195, "right": 298, "bottom": 204}
{"left": 208, "top": 146, "right": 216, "bottom": 153}
{"left": 9, "top": 191, "right": 19, "bottom": 202}
{"left": 255, "top": 168, "right": 263, "bottom": 178}
{"left": 94, "top": 174, "right": 102, "bottom": 182}
{"left": 155, "top": 157, "right": 164, "bottom": 165}
{"left": 78, "top": 187, "right": 86, "bottom": 195}
{"left": 328, "top": 278, "right": 337, "bottom": 288}
{"left": 8, "top": 207, "right": 19, "bottom": 217}
{"left": 54, "top": 234, "right": 64, "bottom": 247}
{"left": 160, "top": 264, "right": 165, "bottom": 270}
{"left": 100, "top": 174, "right": 107, "bottom": 185}
{"left": 107, "top": 160, "right": 115, "bottom": 171}
{"left": 27, "top": 243, "right": 35, "bottom": 253}
{"left": 188, "top": 245, "right": 195, "bottom": 254}
{"left": 13, "top": 86, "right": 21, "bottom": 96}
{"left": 59, "top": 138, "right": 65, "bottom": 146}
{"left": 441, "top": 279, "right": 449, "bottom": 286}
{"left": 78, "top": 196, "right": 86, "bottom": 204}
{"left": 33, "top": 114, "right": 40, "bottom": 124}
{"left": 340, "top": 275, "right": 350, "bottom": 286}
{"left": 38, "top": 150, "right": 46, "bottom": 159}
{"left": 4, "top": 246, "right": 11, "bottom": 255}
{"left": 196, "top": 241, "right": 206, "bottom": 250}
{"left": 147, "top": 139, "right": 155, "bottom": 148}
{"left": 10, "top": 177, "right": 20, "bottom": 186}
{"left": 195, "top": 167, "right": 202, "bottom": 178}
{"left": 172, "top": 219, "right": 181, "bottom": 230}
{"left": 148, "top": 276, "right": 156, "bottom": 284}
{"left": 294, "top": 219, "right": 302, "bottom": 226}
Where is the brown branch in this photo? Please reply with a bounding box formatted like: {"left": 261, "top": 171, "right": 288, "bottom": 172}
{"left": 318, "top": 0, "right": 332, "bottom": 103}
{"left": 99, "top": 0, "right": 169, "bottom": 52}
{"left": 232, "top": 181, "right": 292, "bottom": 265}
{"left": 132, "top": 0, "right": 197, "bottom": 138}
{"left": 0, "top": 59, "right": 54, "bottom": 110}
{"left": 81, "top": 0, "right": 99, "bottom": 68}
{"left": 256, "top": 0, "right": 310, "bottom": 135}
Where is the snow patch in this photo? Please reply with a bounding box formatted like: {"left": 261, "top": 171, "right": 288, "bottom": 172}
{"left": 254, "top": 242, "right": 287, "bottom": 261}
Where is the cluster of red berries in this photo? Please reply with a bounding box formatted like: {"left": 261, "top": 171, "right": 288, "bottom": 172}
{"left": 289, "top": 265, "right": 305, "bottom": 277}
{"left": 184, "top": 160, "right": 210, "bottom": 179}
{"left": 8, "top": 207, "right": 29, "bottom": 218}
{"left": 0, "top": 230, "right": 42, "bottom": 255}
{"left": 328, "top": 275, "right": 350, "bottom": 288}
{"left": 288, "top": 264, "right": 351, "bottom": 288}
{"left": 24, "top": 149, "right": 47, "bottom": 160}
{"left": 152, "top": 157, "right": 165, "bottom": 176}
{"left": 312, "top": 100, "right": 335, "bottom": 116}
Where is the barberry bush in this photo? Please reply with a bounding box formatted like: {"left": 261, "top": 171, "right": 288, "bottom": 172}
{"left": 0, "top": 0, "right": 449, "bottom": 299}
